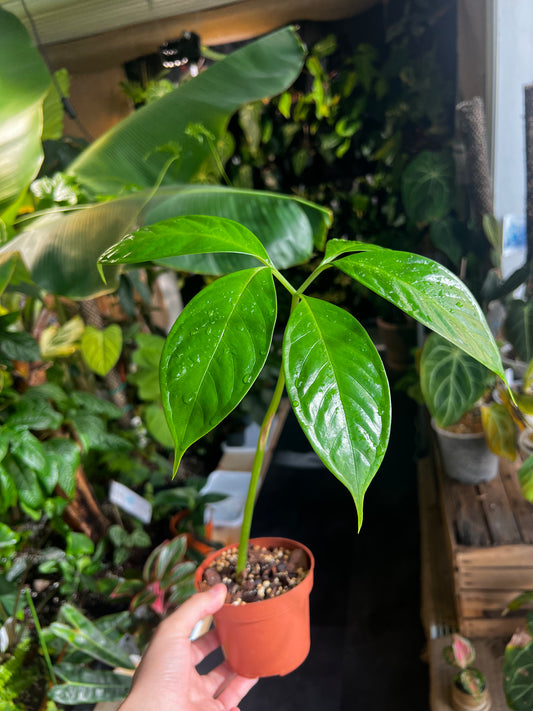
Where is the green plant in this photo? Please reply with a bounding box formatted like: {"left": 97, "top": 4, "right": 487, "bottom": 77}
{"left": 110, "top": 535, "right": 196, "bottom": 616}
{"left": 443, "top": 633, "right": 487, "bottom": 699}
{"left": 37, "top": 532, "right": 104, "bottom": 597}
{"left": 107, "top": 524, "right": 151, "bottom": 567}
{"left": 420, "top": 333, "right": 518, "bottom": 460}
{"left": 100, "top": 212, "right": 506, "bottom": 573}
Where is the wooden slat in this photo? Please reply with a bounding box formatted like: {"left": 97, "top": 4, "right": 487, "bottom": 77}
{"left": 500, "top": 458, "right": 533, "bottom": 543}
{"left": 458, "top": 589, "right": 533, "bottom": 617}
{"left": 456, "top": 544, "right": 533, "bottom": 567}
{"left": 456, "top": 567, "right": 533, "bottom": 590}
{"left": 461, "top": 617, "right": 525, "bottom": 639}
{"left": 478, "top": 473, "right": 522, "bottom": 544}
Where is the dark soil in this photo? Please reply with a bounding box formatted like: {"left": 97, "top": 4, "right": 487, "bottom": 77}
{"left": 199, "top": 543, "right": 310, "bottom": 604}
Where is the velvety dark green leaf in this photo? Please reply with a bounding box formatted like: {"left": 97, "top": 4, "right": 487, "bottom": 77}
{"left": 50, "top": 664, "right": 132, "bottom": 704}
{"left": 42, "top": 438, "right": 80, "bottom": 498}
{"left": 335, "top": 249, "right": 505, "bottom": 378}
{"left": 68, "top": 28, "right": 305, "bottom": 193}
{"left": 51, "top": 604, "right": 135, "bottom": 669}
{"left": 0, "top": 8, "right": 50, "bottom": 215}
{"left": 100, "top": 215, "right": 273, "bottom": 270}
{"left": 504, "top": 300, "right": 533, "bottom": 363}
{"left": 24, "top": 383, "right": 70, "bottom": 411}
{"left": 401, "top": 150, "right": 455, "bottom": 223}
{"left": 7, "top": 397, "right": 63, "bottom": 431}
{"left": 420, "top": 334, "right": 492, "bottom": 427}
{"left": 143, "top": 186, "right": 325, "bottom": 273}
{"left": 504, "top": 632, "right": 533, "bottom": 711}
{"left": 283, "top": 297, "right": 391, "bottom": 527}
{"left": 161, "top": 267, "right": 276, "bottom": 469}
{"left": 429, "top": 217, "right": 464, "bottom": 266}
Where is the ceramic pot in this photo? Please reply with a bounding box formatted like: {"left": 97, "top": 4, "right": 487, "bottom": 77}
{"left": 451, "top": 682, "right": 491, "bottom": 711}
{"left": 194, "top": 536, "right": 314, "bottom": 678}
{"left": 432, "top": 419, "right": 498, "bottom": 484}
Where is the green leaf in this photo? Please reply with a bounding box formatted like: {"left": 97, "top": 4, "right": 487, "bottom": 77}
{"left": 0, "top": 8, "right": 50, "bottom": 215}
{"left": 41, "top": 69, "right": 70, "bottom": 141}
{"left": 70, "top": 390, "right": 123, "bottom": 419}
{"left": 7, "top": 397, "right": 63, "bottom": 431}
{"left": 68, "top": 28, "right": 305, "bottom": 193}
{"left": 50, "top": 604, "right": 135, "bottom": 669}
{"left": 283, "top": 297, "right": 391, "bottom": 527}
{"left": 161, "top": 267, "right": 276, "bottom": 470}
{"left": 49, "top": 664, "right": 132, "bottom": 704}
{"left": 81, "top": 325, "right": 122, "bottom": 376}
{"left": 67, "top": 532, "right": 94, "bottom": 557}
{"left": 420, "top": 334, "right": 492, "bottom": 427}
{"left": 322, "top": 238, "right": 386, "bottom": 264}
{"left": 0, "top": 522, "right": 19, "bottom": 548}
{"left": 335, "top": 249, "right": 505, "bottom": 378}
{"left": 40, "top": 315, "right": 84, "bottom": 359}
{"left": 24, "top": 383, "right": 70, "bottom": 411}
{"left": 70, "top": 413, "right": 131, "bottom": 453}
{"left": 401, "top": 150, "right": 455, "bottom": 223}
{"left": 100, "top": 215, "right": 273, "bottom": 270}
{"left": 429, "top": 217, "right": 464, "bottom": 267}
{"left": 0, "top": 463, "right": 17, "bottom": 512}
{"left": 504, "top": 630, "right": 533, "bottom": 710}
{"left": 504, "top": 300, "right": 533, "bottom": 363}
{"left": 144, "top": 404, "right": 174, "bottom": 449}
{"left": 0, "top": 331, "right": 41, "bottom": 361}
{"left": 43, "top": 438, "right": 80, "bottom": 498}
{"left": 518, "top": 455, "right": 533, "bottom": 502}
{"left": 143, "top": 186, "right": 326, "bottom": 273}
{"left": 6, "top": 458, "right": 44, "bottom": 509}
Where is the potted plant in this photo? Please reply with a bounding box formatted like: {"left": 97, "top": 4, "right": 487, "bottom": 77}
{"left": 99, "top": 211, "right": 507, "bottom": 677}
{"left": 420, "top": 332, "right": 518, "bottom": 484}
{"left": 502, "top": 592, "right": 533, "bottom": 710}
{"left": 443, "top": 633, "right": 491, "bottom": 711}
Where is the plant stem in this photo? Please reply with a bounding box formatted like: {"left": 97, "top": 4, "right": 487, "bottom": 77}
{"left": 24, "top": 588, "right": 57, "bottom": 685}
{"left": 296, "top": 263, "right": 331, "bottom": 295}
{"left": 236, "top": 365, "right": 287, "bottom": 573}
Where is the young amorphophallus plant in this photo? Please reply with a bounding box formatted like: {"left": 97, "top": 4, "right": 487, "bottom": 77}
{"left": 443, "top": 633, "right": 490, "bottom": 711}
{"left": 99, "top": 213, "right": 506, "bottom": 675}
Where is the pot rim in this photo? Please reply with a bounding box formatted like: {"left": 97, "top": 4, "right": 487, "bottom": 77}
{"left": 431, "top": 417, "right": 488, "bottom": 441}
{"left": 195, "top": 536, "right": 315, "bottom": 610}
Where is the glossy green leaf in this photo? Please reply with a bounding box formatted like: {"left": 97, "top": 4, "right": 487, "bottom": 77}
{"left": 42, "top": 439, "right": 80, "bottom": 499}
{"left": 80, "top": 324, "right": 122, "bottom": 376}
{"left": 161, "top": 267, "right": 276, "bottom": 470}
{"left": 336, "top": 249, "right": 505, "bottom": 378}
{"left": 41, "top": 69, "right": 70, "bottom": 141}
{"left": 23, "top": 383, "right": 70, "bottom": 411}
{"left": 50, "top": 664, "right": 132, "bottom": 704}
{"left": 50, "top": 604, "right": 135, "bottom": 670}
{"left": 11, "top": 430, "right": 51, "bottom": 489}
{"left": 100, "top": 214, "right": 273, "bottom": 270}
{"left": 401, "top": 150, "right": 455, "bottom": 223}
{"left": 0, "top": 330, "right": 41, "bottom": 362}
{"left": 70, "top": 414, "right": 131, "bottom": 453}
{"left": 420, "top": 334, "right": 492, "bottom": 427}
{"left": 0, "top": 428, "right": 10, "bottom": 463}
{"left": 143, "top": 186, "right": 328, "bottom": 272}
{"left": 504, "top": 630, "right": 533, "bottom": 710}
{"left": 0, "top": 463, "right": 17, "bottom": 512}
{"left": 504, "top": 300, "right": 533, "bottom": 363}
{"left": 322, "top": 238, "right": 386, "bottom": 264}
{"left": 481, "top": 403, "right": 517, "bottom": 460}
{"left": 283, "top": 297, "right": 391, "bottom": 527}
{"left": 144, "top": 404, "right": 174, "bottom": 449}
{"left": 6, "top": 458, "right": 44, "bottom": 509}
{"left": 0, "top": 8, "right": 50, "bottom": 215}
{"left": 68, "top": 28, "right": 305, "bottom": 193}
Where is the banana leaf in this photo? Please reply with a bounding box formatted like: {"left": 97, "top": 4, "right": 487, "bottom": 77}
{"left": 0, "top": 8, "right": 51, "bottom": 216}
{"left": 67, "top": 27, "right": 305, "bottom": 194}
{"left": 1, "top": 187, "right": 329, "bottom": 298}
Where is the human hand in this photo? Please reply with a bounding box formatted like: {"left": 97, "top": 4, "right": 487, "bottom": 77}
{"left": 119, "top": 583, "right": 258, "bottom": 711}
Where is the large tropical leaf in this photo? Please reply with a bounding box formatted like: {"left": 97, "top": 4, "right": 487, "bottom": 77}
{"left": 283, "top": 297, "right": 391, "bottom": 526}
{"left": 50, "top": 664, "right": 132, "bottom": 704}
{"left": 401, "top": 150, "right": 455, "bottom": 223}
{"left": 420, "top": 334, "right": 492, "bottom": 427}
{"left": 504, "top": 629, "right": 533, "bottom": 711}
{"left": 0, "top": 8, "right": 51, "bottom": 216}
{"left": 68, "top": 27, "right": 305, "bottom": 193}
{"left": 160, "top": 267, "right": 276, "bottom": 472}
{"left": 504, "top": 299, "right": 533, "bottom": 363}
{"left": 335, "top": 247, "right": 505, "bottom": 378}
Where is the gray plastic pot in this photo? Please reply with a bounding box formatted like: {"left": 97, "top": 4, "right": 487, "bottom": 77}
{"left": 431, "top": 419, "right": 498, "bottom": 484}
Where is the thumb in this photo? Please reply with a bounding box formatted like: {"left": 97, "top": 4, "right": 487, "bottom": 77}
{"left": 162, "top": 583, "right": 227, "bottom": 640}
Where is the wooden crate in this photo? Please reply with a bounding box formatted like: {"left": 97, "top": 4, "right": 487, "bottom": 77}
{"left": 433, "top": 438, "right": 533, "bottom": 638}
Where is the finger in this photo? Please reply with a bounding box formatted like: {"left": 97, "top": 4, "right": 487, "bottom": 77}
{"left": 160, "top": 584, "right": 227, "bottom": 640}
{"left": 191, "top": 628, "right": 220, "bottom": 665}
{"left": 217, "top": 674, "right": 258, "bottom": 709}
{"left": 202, "top": 659, "right": 236, "bottom": 696}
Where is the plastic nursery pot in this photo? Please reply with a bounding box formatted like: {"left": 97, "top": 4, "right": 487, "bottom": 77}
{"left": 451, "top": 682, "right": 491, "bottom": 711}
{"left": 194, "top": 536, "right": 314, "bottom": 678}
{"left": 169, "top": 510, "right": 215, "bottom": 555}
{"left": 431, "top": 419, "right": 498, "bottom": 484}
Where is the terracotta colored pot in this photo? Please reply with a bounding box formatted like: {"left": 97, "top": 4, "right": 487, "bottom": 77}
{"left": 169, "top": 510, "right": 215, "bottom": 555}
{"left": 194, "top": 536, "right": 314, "bottom": 678}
